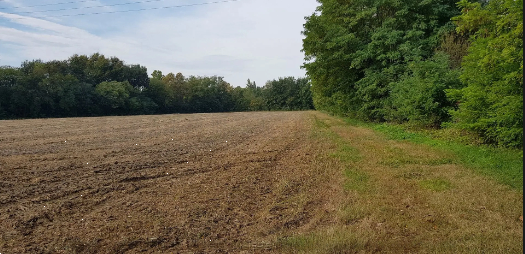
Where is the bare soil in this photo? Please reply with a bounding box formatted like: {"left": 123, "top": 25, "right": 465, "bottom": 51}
{"left": 0, "top": 112, "right": 336, "bottom": 253}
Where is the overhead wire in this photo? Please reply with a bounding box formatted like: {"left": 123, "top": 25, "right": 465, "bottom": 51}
{"left": 4, "top": 0, "right": 173, "bottom": 14}
{"left": 0, "top": 0, "right": 241, "bottom": 20}
{"left": 0, "top": 0, "right": 102, "bottom": 10}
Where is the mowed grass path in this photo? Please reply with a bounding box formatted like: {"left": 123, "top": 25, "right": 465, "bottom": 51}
{"left": 280, "top": 112, "right": 523, "bottom": 253}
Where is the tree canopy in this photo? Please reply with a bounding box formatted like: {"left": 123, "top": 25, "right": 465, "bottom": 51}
{"left": 447, "top": 0, "right": 523, "bottom": 147}
{"left": 302, "top": 0, "right": 523, "bottom": 147}
{"left": 0, "top": 53, "right": 314, "bottom": 119}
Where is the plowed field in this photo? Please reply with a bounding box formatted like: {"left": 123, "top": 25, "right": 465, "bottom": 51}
{"left": 0, "top": 112, "right": 336, "bottom": 253}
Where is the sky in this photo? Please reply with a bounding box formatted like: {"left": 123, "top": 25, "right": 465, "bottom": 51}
{"left": 0, "top": 0, "right": 320, "bottom": 87}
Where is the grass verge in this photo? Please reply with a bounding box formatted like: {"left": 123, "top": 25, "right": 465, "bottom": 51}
{"left": 278, "top": 112, "right": 523, "bottom": 254}
{"left": 344, "top": 118, "right": 523, "bottom": 190}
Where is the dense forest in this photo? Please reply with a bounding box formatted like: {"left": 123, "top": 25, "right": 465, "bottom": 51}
{"left": 302, "top": 0, "right": 522, "bottom": 148}
{"left": 0, "top": 53, "right": 314, "bottom": 119}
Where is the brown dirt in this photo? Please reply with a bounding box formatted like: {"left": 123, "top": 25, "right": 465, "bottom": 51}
{"left": 0, "top": 111, "right": 338, "bottom": 253}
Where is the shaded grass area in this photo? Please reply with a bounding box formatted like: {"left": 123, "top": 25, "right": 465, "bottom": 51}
{"left": 278, "top": 112, "right": 523, "bottom": 254}
{"left": 345, "top": 118, "right": 523, "bottom": 190}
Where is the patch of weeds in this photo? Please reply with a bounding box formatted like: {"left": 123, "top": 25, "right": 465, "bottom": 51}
{"left": 428, "top": 229, "right": 524, "bottom": 254}
{"left": 343, "top": 167, "right": 370, "bottom": 193}
{"left": 373, "top": 123, "right": 430, "bottom": 144}
{"left": 339, "top": 203, "right": 369, "bottom": 225}
{"left": 382, "top": 153, "right": 455, "bottom": 167}
{"left": 311, "top": 115, "right": 340, "bottom": 142}
{"left": 380, "top": 158, "right": 420, "bottom": 168}
{"left": 419, "top": 178, "right": 453, "bottom": 192}
{"left": 331, "top": 144, "right": 361, "bottom": 163}
{"left": 279, "top": 234, "right": 314, "bottom": 251}
{"left": 381, "top": 157, "right": 455, "bottom": 168}
{"left": 342, "top": 117, "right": 369, "bottom": 127}
{"left": 397, "top": 171, "right": 425, "bottom": 180}
{"left": 313, "top": 116, "right": 330, "bottom": 129}
{"left": 424, "top": 126, "right": 484, "bottom": 146}
{"left": 279, "top": 230, "right": 370, "bottom": 254}
{"left": 312, "top": 114, "right": 367, "bottom": 192}
{"left": 425, "top": 158, "right": 455, "bottom": 166}
{"left": 442, "top": 143, "right": 523, "bottom": 190}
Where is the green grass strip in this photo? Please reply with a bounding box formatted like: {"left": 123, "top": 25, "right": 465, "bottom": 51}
{"left": 342, "top": 118, "right": 523, "bottom": 190}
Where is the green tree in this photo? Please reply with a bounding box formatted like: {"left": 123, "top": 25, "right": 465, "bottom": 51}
{"left": 40, "top": 74, "right": 83, "bottom": 117}
{"left": 145, "top": 77, "right": 170, "bottom": 113}
{"left": 95, "top": 81, "right": 134, "bottom": 114}
{"left": 10, "top": 60, "right": 50, "bottom": 118}
{"left": 151, "top": 70, "right": 164, "bottom": 80}
{"left": 244, "top": 79, "right": 266, "bottom": 111}
{"left": 186, "top": 76, "right": 234, "bottom": 113}
{"left": 128, "top": 95, "right": 158, "bottom": 115}
{"left": 0, "top": 66, "right": 20, "bottom": 118}
{"left": 447, "top": 0, "right": 523, "bottom": 147}
{"left": 263, "top": 77, "right": 314, "bottom": 111}
{"left": 68, "top": 54, "right": 90, "bottom": 83}
{"left": 75, "top": 82, "right": 100, "bottom": 116}
{"left": 389, "top": 53, "right": 461, "bottom": 127}
{"left": 123, "top": 64, "right": 149, "bottom": 89}
{"left": 162, "top": 72, "right": 188, "bottom": 112}
{"left": 231, "top": 86, "right": 250, "bottom": 111}
{"left": 1, "top": 53, "right": 320, "bottom": 118}
{"left": 302, "top": 0, "right": 460, "bottom": 119}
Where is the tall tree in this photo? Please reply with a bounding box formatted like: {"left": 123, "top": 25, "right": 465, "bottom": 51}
{"left": 95, "top": 81, "right": 135, "bottom": 115}
{"left": 263, "top": 77, "right": 314, "bottom": 111}
{"left": 146, "top": 77, "right": 170, "bottom": 112}
{"left": 151, "top": 70, "right": 164, "bottom": 80}
{"left": 302, "top": 0, "right": 459, "bottom": 119}
{"left": 123, "top": 64, "right": 149, "bottom": 90}
{"left": 447, "top": 0, "right": 523, "bottom": 147}
{"left": 0, "top": 66, "right": 20, "bottom": 118}
{"left": 389, "top": 52, "right": 461, "bottom": 126}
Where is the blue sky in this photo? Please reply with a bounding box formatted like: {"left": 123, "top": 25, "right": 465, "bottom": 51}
{"left": 0, "top": 0, "right": 319, "bottom": 87}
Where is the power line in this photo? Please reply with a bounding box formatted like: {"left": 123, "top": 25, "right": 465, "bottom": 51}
{"left": 1, "top": 0, "right": 241, "bottom": 20}
{"left": 0, "top": 0, "right": 106, "bottom": 10}
{"left": 5, "top": 0, "right": 175, "bottom": 14}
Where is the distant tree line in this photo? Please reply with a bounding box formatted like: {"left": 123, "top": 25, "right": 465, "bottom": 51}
{"left": 0, "top": 53, "right": 314, "bottom": 119}
{"left": 302, "top": 0, "right": 522, "bottom": 148}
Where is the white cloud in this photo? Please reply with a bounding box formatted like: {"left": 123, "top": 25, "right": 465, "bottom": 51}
{"left": 0, "top": 0, "right": 319, "bottom": 87}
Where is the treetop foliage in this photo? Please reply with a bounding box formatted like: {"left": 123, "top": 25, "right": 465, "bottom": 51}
{"left": 0, "top": 53, "right": 314, "bottom": 119}
{"left": 447, "top": 0, "right": 523, "bottom": 147}
{"left": 302, "top": 0, "right": 523, "bottom": 147}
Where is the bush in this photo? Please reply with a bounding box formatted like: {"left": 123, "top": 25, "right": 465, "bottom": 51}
{"left": 446, "top": 0, "right": 523, "bottom": 147}
{"left": 389, "top": 53, "right": 461, "bottom": 127}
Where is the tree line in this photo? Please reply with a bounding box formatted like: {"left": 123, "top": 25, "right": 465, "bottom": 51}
{"left": 0, "top": 53, "right": 314, "bottom": 119}
{"left": 302, "top": 0, "right": 522, "bottom": 148}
